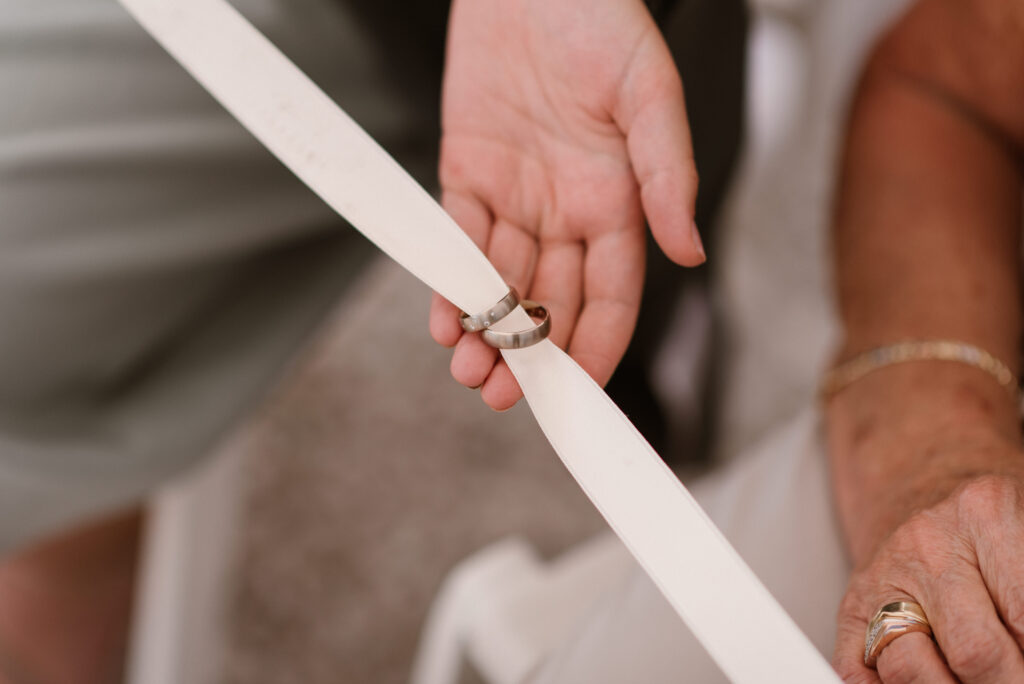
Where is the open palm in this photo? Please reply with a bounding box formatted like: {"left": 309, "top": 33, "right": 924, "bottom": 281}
{"left": 429, "top": 0, "right": 705, "bottom": 410}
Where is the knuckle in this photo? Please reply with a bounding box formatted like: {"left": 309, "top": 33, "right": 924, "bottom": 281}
{"left": 888, "top": 514, "right": 944, "bottom": 563}
{"left": 647, "top": 66, "right": 684, "bottom": 101}
{"left": 837, "top": 593, "right": 857, "bottom": 619}
{"left": 682, "top": 163, "right": 700, "bottom": 192}
{"left": 837, "top": 586, "right": 869, "bottom": 623}
{"left": 1001, "top": 585, "right": 1024, "bottom": 636}
{"left": 955, "top": 475, "right": 1016, "bottom": 526}
{"left": 944, "top": 626, "right": 1006, "bottom": 679}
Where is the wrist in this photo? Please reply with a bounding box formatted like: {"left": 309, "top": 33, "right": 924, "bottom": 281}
{"left": 825, "top": 359, "right": 1023, "bottom": 563}
{"left": 827, "top": 344, "right": 1020, "bottom": 444}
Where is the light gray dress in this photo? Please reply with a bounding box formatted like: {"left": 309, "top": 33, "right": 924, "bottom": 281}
{"left": 0, "top": 0, "right": 436, "bottom": 551}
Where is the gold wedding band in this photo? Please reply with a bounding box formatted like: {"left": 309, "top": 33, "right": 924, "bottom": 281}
{"left": 864, "top": 601, "right": 932, "bottom": 668}
{"left": 459, "top": 288, "right": 521, "bottom": 332}
{"left": 480, "top": 301, "right": 551, "bottom": 350}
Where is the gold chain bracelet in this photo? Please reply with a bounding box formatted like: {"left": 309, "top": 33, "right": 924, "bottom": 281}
{"left": 822, "top": 340, "right": 1020, "bottom": 402}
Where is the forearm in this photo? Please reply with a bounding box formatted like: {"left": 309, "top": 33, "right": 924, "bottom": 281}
{"left": 828, "top": 1, "right": 1024, "bottom": 564}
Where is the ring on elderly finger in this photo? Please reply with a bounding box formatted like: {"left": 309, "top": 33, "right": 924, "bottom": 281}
{"left": 480, "top": 301, "right": 551, "bottom": 350}
{"left": 864, "top": 601, "right": 932, "bottom": 668}
{"left": 459, "top": 288, "right": 520, "bottom": 332}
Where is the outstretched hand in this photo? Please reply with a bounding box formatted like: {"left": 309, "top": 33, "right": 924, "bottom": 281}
{"left": 429, "top": 0, "right": 705, "bottom": 410}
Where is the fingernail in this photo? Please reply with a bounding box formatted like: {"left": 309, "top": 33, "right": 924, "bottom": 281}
{"left": 691, "top": 220, "right": 706, "bottom": 262}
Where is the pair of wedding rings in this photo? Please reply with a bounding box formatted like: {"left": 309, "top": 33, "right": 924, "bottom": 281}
{"left": 459, "top": 287, "right": 550, "bottom": 349}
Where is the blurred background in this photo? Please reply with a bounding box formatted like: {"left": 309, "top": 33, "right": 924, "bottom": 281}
{"left": 134, "top": 259, "right": 608, "bottom": 684}
{"left": 3, "top": 0, "right": 910, "bottom": 682}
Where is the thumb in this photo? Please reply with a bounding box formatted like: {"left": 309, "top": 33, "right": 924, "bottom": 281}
{"left": 614, "top": 33, "right": 705, "bottom": 266}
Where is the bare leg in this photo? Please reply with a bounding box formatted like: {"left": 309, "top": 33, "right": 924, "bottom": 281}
{"left": 0, "top": 508, "right": 144, "bottom": 684}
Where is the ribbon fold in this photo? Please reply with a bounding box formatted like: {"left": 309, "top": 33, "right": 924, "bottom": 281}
{"left": 116, "top": 1, "right": 839, "bottom": 681}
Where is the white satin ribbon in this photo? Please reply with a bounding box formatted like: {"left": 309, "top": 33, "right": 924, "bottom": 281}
{"left": 116, "top": 1, "right": 839, "bottom": 681}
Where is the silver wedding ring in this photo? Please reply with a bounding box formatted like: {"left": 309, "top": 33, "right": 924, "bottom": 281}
{"left": 459, "top": 288, "right": 521, "bottom": 332}
{"left": 480, "top": 301, "right": 551, "bottom": 349}
{"left": 459, "top": 289, "right": 551, "bottom": 350}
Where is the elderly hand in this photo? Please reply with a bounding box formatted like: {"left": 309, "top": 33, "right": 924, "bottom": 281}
{"left": 429, "top": 0, "right": 705, "bottom": 410}
{"left": 834, "top": 468, "right": 1024, "bottom": 683}
{"left": 827, "top": 362, "right": 1024, "bottom": 684}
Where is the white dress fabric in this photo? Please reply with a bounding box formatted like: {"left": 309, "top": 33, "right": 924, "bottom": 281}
{"left": 530, "top": 410, "right": 848, "bottom": 683}
{"left": 529, "top": 0, "right": 913, "bottom": 680}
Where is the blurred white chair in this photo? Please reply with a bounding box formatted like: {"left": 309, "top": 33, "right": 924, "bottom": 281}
{"left": 126, "top": 446, "right": 246, "bottom": 684}
{"left": 410, "top": 533, "right": 633, "bottom": 684}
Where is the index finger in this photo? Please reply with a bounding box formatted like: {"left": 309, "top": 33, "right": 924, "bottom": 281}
{"left": 430, "top": 189, "right": 494, "bottom": 348}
